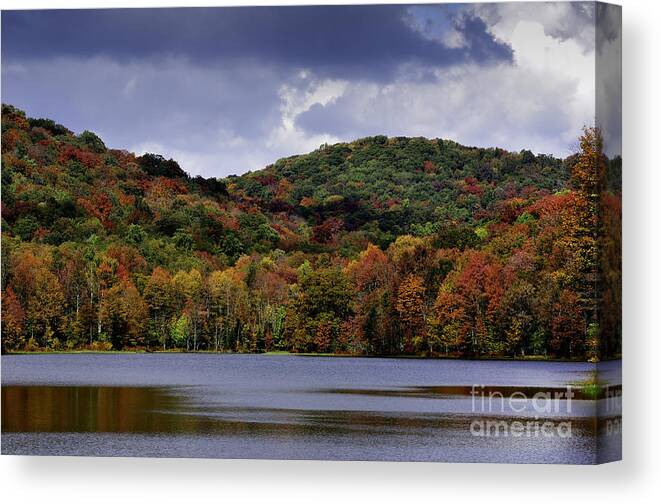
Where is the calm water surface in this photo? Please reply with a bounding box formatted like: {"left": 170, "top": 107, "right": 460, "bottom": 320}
{"left": 1, "top": 354, "right": 621, "bottom": 463}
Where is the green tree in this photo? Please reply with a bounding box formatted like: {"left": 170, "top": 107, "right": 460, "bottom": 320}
{"left": 170, "top": 314, "right": 191, "bottom": 349}
{"left": 285, "top": 266, "right": 353, "bottom": 353}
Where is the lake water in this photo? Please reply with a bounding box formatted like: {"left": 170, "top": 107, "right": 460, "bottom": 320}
{"left": 1, "top": 354, "right": 621, "bottom": 464}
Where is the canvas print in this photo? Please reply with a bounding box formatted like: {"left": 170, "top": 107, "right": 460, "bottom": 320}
{"left": 1, "top": 2, "right": 621, "bottom": 464}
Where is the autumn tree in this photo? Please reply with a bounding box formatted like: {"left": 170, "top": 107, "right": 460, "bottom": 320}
{"left": 207, "top": 268, "right": 249, "bottom": 351}
{"left": 246, "top": 256, "right": 291, "bottom": 351}
{"left": 564, "top": 127, "right": 608, "bottom": 344}
{"left": 2, "top": 287, "right": 25, "bottom": 351}
{"left": 53, "top": 245, "right": 89, "bottom": 346}
{"left": 172, "top": 269, "right": 204, "bottom": 351}
{"left": 346, "top": 244, "right": 393, "bottom": 353}
{"left": 395, "top": 274, "right": 426, "bottom": 353}
{"left": 99, "top": 279, "right": 148, "bottom": 349}
{"left": 25, "top": 266, "right": 65, "bottom": 347}
{"left": 430, "top": 287, "right": 467, "bottom": 355}
{"left": 549, "top": 289, "right": 584, "bottom": 358}
{"left": 144, "top": 267, "right": 175, "bottom": 350}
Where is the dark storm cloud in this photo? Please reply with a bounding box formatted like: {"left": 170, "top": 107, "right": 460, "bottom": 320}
{"left": 596, "top": 3, "right": 622, "bottom": 157}
{"left": 1, "top": 5, "right": 512, "bottom": 80}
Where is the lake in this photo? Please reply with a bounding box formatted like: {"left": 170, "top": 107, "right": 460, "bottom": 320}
{"left": 1, "top": 354, "right": 621, "bottom": 464}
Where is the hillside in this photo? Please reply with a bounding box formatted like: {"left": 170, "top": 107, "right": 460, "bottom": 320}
{"left": 0, "top": 104, "right": 621, "bottom": 359}
{"left": 231, "top": 136, "right": 569, "bottom": 250}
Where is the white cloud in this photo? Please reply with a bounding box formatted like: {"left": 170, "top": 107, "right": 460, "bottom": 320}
{"left": 292, "top": 6, "right": 596, "bottom": 158}
{"left": 473, "top": 2, "right": 596, "bottom": 52}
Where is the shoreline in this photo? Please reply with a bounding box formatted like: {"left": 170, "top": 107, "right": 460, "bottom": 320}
{"left": 1, "top": 350, "right": 621, "bottom": 363}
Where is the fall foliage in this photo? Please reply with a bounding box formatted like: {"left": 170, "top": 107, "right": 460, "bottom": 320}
{"left": 1, "top": 105, "right": 621, "bottom": 359}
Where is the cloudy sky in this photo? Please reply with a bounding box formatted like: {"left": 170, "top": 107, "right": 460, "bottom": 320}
{"left": 1, "top": 2, "right": 621, "bottom": 178}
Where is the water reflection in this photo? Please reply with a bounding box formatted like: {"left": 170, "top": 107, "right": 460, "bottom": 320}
{"left": 0, "top": 355, "right": 622, "bottom": 463}
{"left": 316, "top": 384, "right": 623, "bottom": 401}
{"left": 2, "top": 386, "right": 182, "bottom": 433}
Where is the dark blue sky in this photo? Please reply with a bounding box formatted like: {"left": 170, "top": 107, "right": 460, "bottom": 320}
{"left": 1, "top": 3, "right": 620, "bottom": 177}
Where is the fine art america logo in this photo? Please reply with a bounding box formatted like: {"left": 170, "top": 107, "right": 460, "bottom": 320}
{"left": 469, "top": 385, "right": 574, "bottom": 438}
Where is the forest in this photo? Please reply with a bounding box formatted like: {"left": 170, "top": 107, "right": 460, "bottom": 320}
{"left": 0, "top": 104, "right": 621, "bottom": 360}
